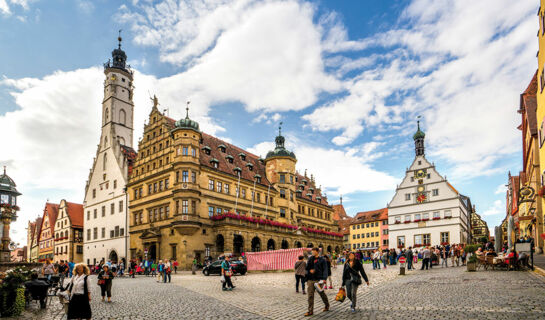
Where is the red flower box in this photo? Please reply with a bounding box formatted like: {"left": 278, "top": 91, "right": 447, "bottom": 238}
{"left": 414, "top": 219, "right": 421, "bottom": 222}
{"left": 440, "top": 242, "right": 449, "bottom": 246}
{"left": 444, "top": 216, "right": 452, "bottom": 219}
{"left": 404, "top": 221, "right": 411, "bottom": 224}
{"left": 432, "top": 217, "right": 440, "bottom": 220}
{"left": 414, "top": 244, "right": 422, "bottom": 247}
{"left": 422, "top": 218, "right": 429, "bottom": 221}
{"left": 397, "top": 245, "right": 405, "bottom": 249}
{"left": 394, "top": 221, "right": 401, "bottom": 224}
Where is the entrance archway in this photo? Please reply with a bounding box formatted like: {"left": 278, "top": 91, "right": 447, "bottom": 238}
{"left": 335, "top": 246, "right": 340, "bottom": 253}
{"left": 267, "top": 239, "right": 276, "bottom": 250}
{"left": 251, "top": 237, "right": 261, "bottom": 252}
{"left": 281, "top": 240, "right": 289, "bottom": 249}
{"left": 307, "top": 243, "right": 314, "bottom": 248}
{"left": 295, "top": 241, "right": 302, "bottom": 248}
{"left": 216, "top": 235, "right": 225, "bottom": 253}
{"left": 109, "top": 250, "right": 118, "bottom": 263}
{"left": 147, "top": 244, "right": 156, "bottom": 261}
{"left": 233, "top": 235, "right": 244, "bottom": 255}
{"left": 327, "top": 245, "right": 332, "bottom": 253}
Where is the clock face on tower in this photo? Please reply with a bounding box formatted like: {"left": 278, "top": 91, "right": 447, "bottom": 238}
{"left": 417, "top": 186, "right": 425, "bottom": 193}
{"left": 415, "top": 169, "right": 426, "bottom": 179}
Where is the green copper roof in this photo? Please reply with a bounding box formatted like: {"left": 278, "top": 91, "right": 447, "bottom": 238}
{"left": 173, "top": 104, "right": 200, "bottom": 132}
{"left": 265, "top": 123, "right": 296, "bottom": 160}
{"left": 413, "top": 120, "right": 425, "bottom": 140}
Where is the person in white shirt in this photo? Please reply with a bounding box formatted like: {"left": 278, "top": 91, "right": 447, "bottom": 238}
{"left": 67, "top": 263, "right": 92, "bottom": 320}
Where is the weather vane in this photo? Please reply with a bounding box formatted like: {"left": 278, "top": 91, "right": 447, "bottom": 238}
{"left": 279, "top": 121, "right": 283, "bottom": 136}
{"left": 186, "top": 100, "right": 191, "bottom": 118}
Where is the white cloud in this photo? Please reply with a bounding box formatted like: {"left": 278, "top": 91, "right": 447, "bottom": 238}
{"left": 482, "top": 200, "right": 504, "bottom": 216}
{"left": 0, "top": 0, "right": 11, "bottom": 15}
{"left": 495, "top": 184, "right": 508, "bottom": 195}
{"left": 76, "top": 0, "right": 94, "bottom": 14}
{"left": 302, "top": 0, "right": 536, "bottom": 179}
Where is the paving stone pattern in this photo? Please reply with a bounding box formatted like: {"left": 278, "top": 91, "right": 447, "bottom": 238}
{"left": 11, "top": 261, "right": 545, "bottom": 320}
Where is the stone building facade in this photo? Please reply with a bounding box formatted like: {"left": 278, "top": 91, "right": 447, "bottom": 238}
{"left": 128, "top": 102, "right": 343, "bottom": 269}
{"left": 349, "top": 208, "right": 387, "bottom": 251}
{"left": 37, "top": 203, "right": 59, "bottom": 262}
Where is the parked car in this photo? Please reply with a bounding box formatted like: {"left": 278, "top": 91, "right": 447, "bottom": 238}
{"left": 202, "top": 260, "right": 247, "bottom": 276}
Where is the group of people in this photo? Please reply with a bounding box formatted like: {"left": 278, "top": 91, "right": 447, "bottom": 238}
{"left": 127, "top": 258, "right": 179, "bottom": 280}
{"left": 91, "top": 259, "right": 125, "bottom": 277}
{"left": 41, "top": 259, "right": 76, "bottom": 281}
{"left": 294, "top": 248, "right": 369, "bottom": 316}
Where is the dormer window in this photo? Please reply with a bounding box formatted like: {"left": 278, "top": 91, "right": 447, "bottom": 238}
{"left": 316, "top": 196, "right": 321, "bottom": 203}
{"left": 254, "top": 174, "right": 261, "bottom": 183}
{"left": 238, "top": 153, "right": 246, "bottom": 161}
{"left": 309, "top": 187, "right": 314, "bottom": 193}
{"left": 257, "top": 157, "right": 264, "bottom": 164}
{"left": 233, "top": 167, "right": 242, "bottom": 176}
{"left": 302, "top": 179, "right": 308, "bottom": 185}
{"left": 306, "top": 192, "right": 312, "bottom": 199}
{"left": 218, "top": 144, "right": 227, "bottom": 153}
{"left": 203, "top": 146, "right": 211, "bottom": 155}
{"left": 246, "top": 162, "right": 253, "bottom": 171}
{"left": 210, "top": 158, "right": 219, "bottom": 169}
{"left": 226, "top": 155, "right": 234, "bottom": 163}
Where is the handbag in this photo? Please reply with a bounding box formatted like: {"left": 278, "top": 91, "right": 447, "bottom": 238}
{"left": 335, "top": 287, "right": 346, "bottom": 302}
{"left": 97, "top": 279, "right": 106, "bottom": 285}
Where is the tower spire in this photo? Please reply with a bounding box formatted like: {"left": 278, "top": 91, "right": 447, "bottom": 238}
{"left": 118, "top": 29, "right": 122, "bottom": 49}
{"left": 186, "top": 101, "right": 190, "bottom": 119}
{"left": 413, "top": 117, "right": 426, "bottom": 156}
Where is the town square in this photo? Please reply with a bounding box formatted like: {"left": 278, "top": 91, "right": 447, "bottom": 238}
{"left": 1, "top": 0, "right": 545, "bottom": 319}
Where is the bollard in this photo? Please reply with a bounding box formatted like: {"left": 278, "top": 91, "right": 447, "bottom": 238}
{"left": 399, "top": 262, "right": 406, "bottom": 275}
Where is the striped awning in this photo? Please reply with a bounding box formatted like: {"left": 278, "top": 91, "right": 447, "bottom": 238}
{"left": 246, "top": 248, "right": 310, "bottom": 271}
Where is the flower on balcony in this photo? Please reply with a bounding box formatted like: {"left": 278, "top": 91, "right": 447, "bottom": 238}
{"left": 432, "top": 217, "right": 441, "bottom": 220}
{"left": 0, "top": 203, "right": 20, "bottom": 211}
{"left": 414, "top": 219, "right": 421, "bottom": 222}
{"left": 414, "top": 244, "right": 422, "bottom": 247}
{"left": 421, "top": 218, "right": 429, "bottom": 221}
{"left": 440, "top": 242, "right": 449, "bottom": 246}
{"left": 397, "top": 245, "right": 405, "bottom": 249}
{"left": 403, "top": 220, "right": 411, "bottom": 224}
{"left": 210, "top": 212, "right": 343, "bottom": 237}
{"left": 394, "top": 221, "right": 401, "bottom": 224}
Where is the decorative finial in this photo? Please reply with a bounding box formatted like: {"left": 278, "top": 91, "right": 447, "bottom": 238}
{"left": 151, "top": 94, "right": 159, "bottom": 108}
{"left": 3, "top": 166, "right": 6, "bottom": 175}
{"left": 279, "top": 121, "right": 283, "bottom": 136}
{"left": 417, "top": 115, "right": 421, "bottom": 130}
{"left": 186, "top": 101, "right": 190, "bottom": 119}
{"left": 340, "top": 194, "right": 343, "bottom": 204}
{"left": 118, "top": 29, "right": 122, "bottom": 49}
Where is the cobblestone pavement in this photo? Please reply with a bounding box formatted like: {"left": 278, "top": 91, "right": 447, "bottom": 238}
{"left": 11, "top": 262, "right": 545, "bottom": 320}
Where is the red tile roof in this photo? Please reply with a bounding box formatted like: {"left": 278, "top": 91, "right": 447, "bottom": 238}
{"left": 121, "top": 145, "right": 138, "bottom": 176}
{"left": 162, "top": 116, "right": 328, "bottom": 205}
{"left": 332, "top": 204, "right": 353, "bottom": 235}
{"left": 34, "top": 217, "right": 42, "bottom": 243}
{"left": 352, "top": 208, "right": 388, "bottom": 224}
{"left": 65, "top": 201, "right": 84, "bottom": 228}
{"left": 44, "top": 203, "right": 59, "bottom": 235}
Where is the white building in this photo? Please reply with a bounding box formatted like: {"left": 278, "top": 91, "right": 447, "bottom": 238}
{"left": 83, "top": 36, "right": 136, "bottom": 266}
{"left": 388, "top": 122, "right": 471, "bottom": 249}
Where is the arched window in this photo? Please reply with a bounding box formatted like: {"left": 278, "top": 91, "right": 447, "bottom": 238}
{"left": 119, "top": 109, "right": 126, "bottom": 125}
{"left": 105, "top": 108, "right": 109, "bottom": 122}
{"left": 103, "top": 153, "right": 107, "bottom": 170}
{"left": 119, "top": 137, "right": 125, "bottom": 145}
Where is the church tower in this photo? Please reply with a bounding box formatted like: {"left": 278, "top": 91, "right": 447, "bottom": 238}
{"left": 101, "top": 33, "right": 134, "bottom": 148}
{"left": 83, "top": 34, "right": 136, "bottom": 266}
{"left": 414, "top": 120, "right": 425, "bottom": 156}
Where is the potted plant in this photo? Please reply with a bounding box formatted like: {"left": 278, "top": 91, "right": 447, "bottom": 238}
{"left": 0, "top": 267, "right": 33, "bottom": 317}
{"left": 465, "top": 244, "right": 478, "bottom": 272}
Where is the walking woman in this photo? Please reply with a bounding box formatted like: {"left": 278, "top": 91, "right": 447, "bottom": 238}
{"left": 342, "top": 252, "right": 369, "bottom": 313}
{"left": 294, "top": 255, "right": 307, "bottom": 294}
{"left": 325, "top": 255, "right": 333, "bottom": 289}
{"left": 221, "top": 255, "right": 235, "bottom": 291}
{"left": 67, "top": 263, "right": 92, "bottom": 320}
{"left": 98, "top": 265, "right": 114, "bottom": 303}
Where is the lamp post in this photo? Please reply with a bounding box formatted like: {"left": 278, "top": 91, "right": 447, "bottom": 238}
{"left": 0, "top": 166, "right": 22, "bottom": 263}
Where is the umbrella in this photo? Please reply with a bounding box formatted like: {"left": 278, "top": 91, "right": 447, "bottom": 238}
{"left": 494, "top": 226, "right": 501, "bottom": 253}
{"left": 507, "top": 216, "right": 515, "bottom": 252}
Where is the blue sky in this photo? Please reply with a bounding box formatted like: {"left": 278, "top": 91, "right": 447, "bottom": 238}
{"left": 0, "top": 0, "right": 537, "bottom": 245}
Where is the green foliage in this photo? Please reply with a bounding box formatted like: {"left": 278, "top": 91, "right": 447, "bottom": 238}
{"left": 464, "top": 244, "right": 479, "bottom": 254}
{"left": 468, "top": 254, "right": 478, "bottom": 263}
{"left": 0, "top": 266, "right": 34, "bottom": 317}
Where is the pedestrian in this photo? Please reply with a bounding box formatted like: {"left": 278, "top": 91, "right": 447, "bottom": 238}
{"left": 332, "top": 252, "right": 337, "bottom": 269}
{"left": 151, "top": 260, "right": 157, "bottom": 276}
{"left": 173, "top": 260, "right": 179, "bottom": 274}
{"left": 441, "top": 247, "right": 449, "bottom": 267}
{"left": 304, "top": 247, "right": 329, "bottom": 317}
{"left": 294, "top": 255, "right": 307, "bottom": 294}
{"left": 163, "top": 259, "right": 172, "bottom": 283}
{"left": 372, "top": 250, "right": 380, "bottom": 270}
{"left": 461, "top": 246, "right": 467, "bottom": 266}
{"left": 406, "top": 247, "right": 413, "bottom": 270}
{"left": 325, "top": 255, "right": 333, "bottom": 289}
{"left": 42, "top": 259, "right": 57, "bottom": 281}
{"left": 421, "top": 247, "right": 430, "bottom": 270}
{"left": 68, "top": 260, "right": 75, "bottom": 278}
{"left": 118, "top": 260, "right": 125, "bottom": 277}
{"left": 221, "top": 255, "right": 235, "bottom": 291}
{"left": 157, "top": 260, "right": 164, "bottom": 282}
{"left": 98, "top": 265, "right": 114, "bottom": 303}
{"left": 144, "top": 259, "right": 149, "bottom": 276}
{"left": 342, "top": 252, "right": 369, "bottom": 313}
{"left": 381, "top": 250, "right": 388, "bottom": 269}
{"left": 67, "top": 263, "right": 92, "bottom": 320}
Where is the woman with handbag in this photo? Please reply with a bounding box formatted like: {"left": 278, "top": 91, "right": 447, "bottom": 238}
{"left": 67, "top": 263, "right": 92, "bottom": 320}
{"left": 221, "top": 255, "right": 235, "bottom": 291}
{"left": 341, "top": 252, "right": 369, "bottom": 313}
{"left": 97, "top": 265, "right": 114, "bottom": 303}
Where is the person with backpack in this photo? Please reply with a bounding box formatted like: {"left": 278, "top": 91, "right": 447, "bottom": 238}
{"left": 98, "top": 265, "right": 115, "bottom": 303}
{"left": 67, "top": 263, "right": 92, "bottom": 319}
{"left": 157, "top": 260, "right": 164, "bottom": 282}
{"left": 294, "top": 255, "right": 307, "bottom": 294}
{"left": 342, "top": 252, "right": 369, "bottom": 313}
{"left": 221, "top": 256, "right": 235, "bottom": 291}
{"left": 304, "top": 248, "right": 329, "bottom": 317}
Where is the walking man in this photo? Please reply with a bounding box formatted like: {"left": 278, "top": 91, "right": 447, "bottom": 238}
{"left": 406, "top": 247, "right": 414, "bottom": 270}
{"left": 421, "top": 247, "right": 430, "bottom": 270}
{"left": 304, "top": 248, "right": 329, "bottom": 317}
